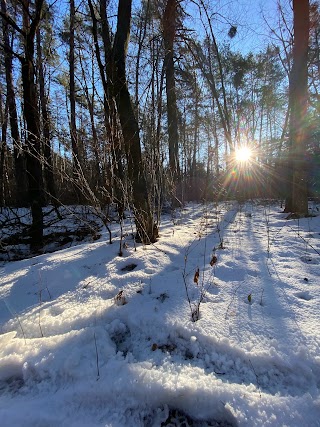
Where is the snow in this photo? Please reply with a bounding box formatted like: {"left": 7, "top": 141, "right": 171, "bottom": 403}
{"left": 0, "top": 200, "right": 320, "bottom": 426}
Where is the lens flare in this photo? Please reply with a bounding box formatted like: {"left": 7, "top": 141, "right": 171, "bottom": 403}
{"left": 235, "top": 147, "right": 252, "bottom": 162}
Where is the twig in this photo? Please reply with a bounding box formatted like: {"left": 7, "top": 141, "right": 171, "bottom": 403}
{"left": 3, "top": 299, "right": 26, "bottom": 344}
{"left": 225, "top": 283, "right": 242, "bottom": 319}
{"left": 249, "top": 359, "right": 261, "bottom": 398}
{"left": 93, "top": 332, "right": 100, "bottom": 380}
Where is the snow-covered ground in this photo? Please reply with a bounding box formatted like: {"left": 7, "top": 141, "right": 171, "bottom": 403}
{"left": 0, "top": 201, "right": 319, "bottom": 427}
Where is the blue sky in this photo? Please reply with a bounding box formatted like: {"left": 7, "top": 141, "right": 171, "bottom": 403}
{"left": 184, "top": 0, "right": 289, "bottom": 54}
{"left": 231, "top": 0, "right": 288, "bottom": 53}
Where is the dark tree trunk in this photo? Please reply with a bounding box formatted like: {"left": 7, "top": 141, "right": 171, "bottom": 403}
{"left": 69, "top": 0, "right": 81, "bottom": 201}
{"left": 22, "top": 57, "right": 44, "bottom": 250}
{"left": 89, "top": 0, "right": 158, "bottom": 242}
{"left": 191, "top": 79, "right": 200, "bottom": 179}
{"left": 113, "top": 0, "right": 158, "bottom": 242}
{"left": 0, "top": 140, "right": 6, "bottom": 207}
{"left": 1, "top": 0, "right": 27, "bottom": 206}
{"left": 21, "top": 0, "right": 45, "bottom": 251}
{"left": 0, "top": 91, "right": 7, "bottom": 206}
{"left": 163, "top": 0, "right": 180, "bottom": 183}
{"left": 36, "top": 28, "right": 58, "bottom": 206}
{"left": 284, "top": 0, "right": 309, "bottom": 215}
{"left": 89, "top": 0, "right": 125, "bottom": 215}
{"left": 100, "top": 3, "right": 126, "bottom": 217}
{"left": 80, "top": 54, "right": 102, "bottom": 192}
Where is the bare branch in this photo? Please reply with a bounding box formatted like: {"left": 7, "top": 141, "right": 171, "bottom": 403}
{"left": 0, "top": 41, "right": 23, "bottom": 62}
{"left": 0, "top": 9, "right": 26, "bottom": 37}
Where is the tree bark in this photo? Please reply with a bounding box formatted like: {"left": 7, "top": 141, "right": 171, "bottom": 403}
{"left": 81, "top": 54, "right": 102, "bottom": 192}
{"left": 0, "top": 89, "right": 7, "bottom": 206}
{"left": 21, "top": 0, "right": 45, "bottom": 251}
{"left": 285, "top": 0, "right": 309, "bottom": 215}
{"left": 69, "top": 0, "right": 82, "bottom": 202}
{"left": 89, "top": 0, "right": 125, "bottom": 215}
{"left": 37, "top": 28, "right": 58, "bottom": 206}
{"left": 113, "top": 0, "right": 158, "bottom": 242}
{"left": 1, "top": 0, "right": 27, "bottom": 206}
{"left": 90, "top": 0, "right": 158, "bottom": 242}
{"left": 163, "top": 0, "right": 180, "bottom": 183}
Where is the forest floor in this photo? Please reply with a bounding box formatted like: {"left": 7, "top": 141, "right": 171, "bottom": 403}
{"left": 0, "top": 200, "right": 319, "bottom": 426}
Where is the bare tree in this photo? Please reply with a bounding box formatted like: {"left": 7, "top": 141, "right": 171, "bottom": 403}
{"left": 89, "top": 0, "right": 158, "bottom": 243}
{"left": 0, "top": 83, "right": 8, "bottom": 206}
{"left": 1, "top": 0, "right": 27, "bottom": 206}
{"left": 36, "top": 24, "right": 58, "bottom": 206}
{"left": 69, "top": 0, "right": 81, "bottom": 199}
{"left": 285, "top": 0, "right": 309, "bottom": 215}
{"left": 1, "top": 0, "right": 46, "bottom": 249}
{"left": 162, "top": 0, "right": 180, "bottom": 184}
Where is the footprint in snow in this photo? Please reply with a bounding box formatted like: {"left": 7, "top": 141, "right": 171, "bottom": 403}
{"left": 120, "top": 263, "right": 138, "bottom": 272}
{"left": 294, "top": 291, "right": 313, "bottom": 301}
{"left": 300, "top": 256, "right": 318, "bottom": 264}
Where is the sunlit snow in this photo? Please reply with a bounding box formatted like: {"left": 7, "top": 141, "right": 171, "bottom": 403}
{"left": 0, "top": 201, "right": 319, "bottom": 426}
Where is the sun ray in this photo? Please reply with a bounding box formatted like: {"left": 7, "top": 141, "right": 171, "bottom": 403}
{"left": 235, "top": 147, "right": 252, "bottom": 163}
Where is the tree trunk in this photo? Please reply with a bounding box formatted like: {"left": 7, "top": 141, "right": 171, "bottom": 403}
{"left": 89, "top": 0, "right": 125, "bottom": 215}
{"left": 90, "top": 0, "right": 158, "bottom": 242}
{"left": 22, "top": 59, "right": 44, "bottom": 250}
{"left": 0, "top": 90, "right": 7, "bottom": 206}
{"left": 163, "top": 0, "right": 180, "bottom": 184}
{"left": 1, "top": 0, "right": 27, "bottom": 206}
{"left": 69, "top": 0, "right": 81, "bottom": 202}
{"left": 285, "top": 0, "right": 309, "bottom": 215}
{"left": 21, "top": 0, "right": 45, "bottom": 251}
{"left": 113, "top": 0, "right": 158, "bottom": 242}
{"left": 37, "top": 28, "right": 58, "bottom": 206}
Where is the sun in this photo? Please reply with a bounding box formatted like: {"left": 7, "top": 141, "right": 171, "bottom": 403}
{"left": 235, "top": 146, "right": 252, "bottom": 163}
